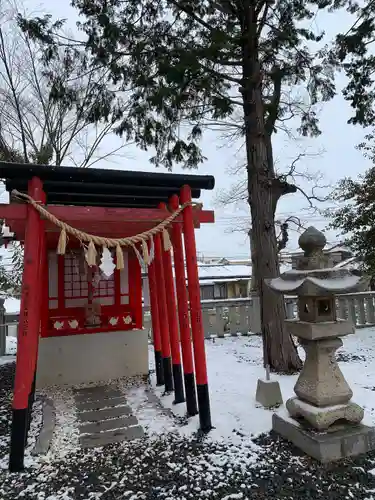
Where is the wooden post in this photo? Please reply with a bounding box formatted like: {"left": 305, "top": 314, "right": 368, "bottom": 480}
{"left": 169, "top": 195, "right": 198, "bottom": 416}
{"left": 366, "top": 296, "right": 375, "bottom": 325}
{"left": 27, "top": 193, "right": 46, "bottom": 435}
{"left": 128, "top": 252, "right": 143, "bottom": 329}
{"left": 160, "top": 225, "right": 185, "bottom": 404}
{"left": 154, "top": 233, "right": 173, "bottom": 392}
{"left": 40, "top": 239, "right": 49, "bottom": 339}
{"left": 180, "top": 185, "right": 212, "bottom": 431}
{"left": 0, "top": 299, "right": 5, "bottom": 356}
{"left": 9, "top": 177, "right": 44, "bottom": 472}
{"left": 148, "top": 243, "right": 164, "bottom": 386}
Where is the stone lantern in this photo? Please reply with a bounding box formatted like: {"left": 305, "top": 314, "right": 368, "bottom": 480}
{"left": 266, "top": 226, "right": 375, "bottom": 462}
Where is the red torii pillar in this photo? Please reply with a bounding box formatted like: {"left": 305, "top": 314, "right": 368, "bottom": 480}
{"left": 9, "top": 177, "right": 45, "bottom": 472}
{"left": 169, "top": 194, "right": 198, "bottom": 416}
{"left": 161, "top": 233, "right": 185, "bottom": 404}
{"left": 154, "top": 233, "right": 173, "bottom": 392}
{"left": 148, "top": 243, "right": 164, "bottom": 386}
{"left": 180, "top": 185, "right": 212, "bottom": 431}
{"left": 159, "top": 202, "right": 184, "bottom": 404}
{"left": 27, "top": 188, "right": 47, "bottom": 435}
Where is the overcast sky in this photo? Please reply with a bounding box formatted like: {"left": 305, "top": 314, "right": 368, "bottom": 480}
{"left": 21, "top": 0, "right": 372, "bottom": 260}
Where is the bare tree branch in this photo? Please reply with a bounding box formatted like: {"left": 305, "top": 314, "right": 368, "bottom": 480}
{"left": 0, "top": 1, "right": 133, "bottom": 169}
{"left": 216, "top": 147, "right": 328, "bottom": 259}
{"left": 0, "top": 25, "right": 28, "bottom": 161}
{"left": 0, "top": 0, "right": 134, "bottom": 295}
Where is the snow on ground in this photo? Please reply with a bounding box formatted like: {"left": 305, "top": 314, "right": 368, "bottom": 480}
{"left": 40, "top": 386, "right": 80, "bottom": 462}
{"left": 0, "top": 363, "right": 43, "bottom": 477}
{"left": 0, "top": 398, "right": 43, "bottom": 471}
{"left": 0, "top": 336, "right": 17, "bottom": 365}
{"left": 5, "top": 336, "right": 16, "bottom": 355}
{"left": 3, "top": 329, "right": 375, "bottom": 498}
{"left": 152, "top": 328, "right": 375, "bottom": 443}
{"left": 3, "top": 328, "right": 375, "bottom": 445}
{"left": 0, "top": 357, "right": 15, "bottom": 366}
{"left": 122, "top": 383, "right": 180, "bottom": 436}
{"left": 152, "top": 335, "right": 296, "bottom": 442}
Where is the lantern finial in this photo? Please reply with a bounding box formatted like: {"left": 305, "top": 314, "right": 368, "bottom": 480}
{"left": 298, "top": 226, "right": 326, "bottom": 257}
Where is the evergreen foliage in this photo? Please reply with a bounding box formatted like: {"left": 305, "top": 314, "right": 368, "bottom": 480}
{"left": 329, "top": 168, "right": 375, "bottom": 276}
{"left": 20, "top": 0, "right": 336, "bottom": 169}
{"left": 20, "top": 0, "right": 342, "bottom": 372}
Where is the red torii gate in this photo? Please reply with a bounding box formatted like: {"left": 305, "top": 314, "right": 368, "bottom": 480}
{"left": 0, "top": 162, "right": 215, "bottom": 472}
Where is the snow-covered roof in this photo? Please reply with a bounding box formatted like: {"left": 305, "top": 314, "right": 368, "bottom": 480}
{"left": 333, "top": 256, "right": 361, "bottom": 270}
{"left": 220, "top": 258, "right": 252, "bottom": 265}
{"left": 289, "top": 243, "right": 353, "bottom": 258}
{"left": 198, "top": 262, "right": 292, "bottom": 285}
{"left": 326, "top": 244, "right": 353, "bottom": 254}
{"left": 200, "top": 277, "right": 250, "bottom": 286}
{"left": 198, "top": 264, "right": 251, "bottom": 281}
{"left": 4, "top": 297, "right": 20, "bottom": 313}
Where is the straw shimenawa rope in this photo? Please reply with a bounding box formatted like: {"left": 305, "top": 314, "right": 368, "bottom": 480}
{"left": 12, "top": 189, "right": 198, "bottom": 270}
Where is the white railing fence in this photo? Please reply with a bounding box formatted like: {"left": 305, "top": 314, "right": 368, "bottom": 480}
{"left": 285, "top": 292, "right": 375, "bottom": 329}
{"left": 145, "top": 291, "right": 375, "bottom": 340}
{"left": 143, "top": 297, "right": 261, "bottom": 340}
{"left": 4, "top": 292, "right": 375, "bottom": 353}
{"left": 0, "top": 321, "right": 17, "bottom": 356}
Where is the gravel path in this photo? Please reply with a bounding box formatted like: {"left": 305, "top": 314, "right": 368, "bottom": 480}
{"left": 2, "top": 363, "right": 375, "bottom": 499}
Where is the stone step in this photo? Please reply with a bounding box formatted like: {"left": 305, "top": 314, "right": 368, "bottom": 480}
{"left": 80, "top": 425, "right": 144, "bottom": 448}
{"left": 76, "top": 396, "right": 127, "bottom": 412}
{"left": 75, "top": 389, "right": 123, "bottom": 403}
{"left": 77, "top": 405, "right": 132, "bottom": 423}
{"left": 80, "top": 415, "right": 138, "bottom": 435}
{"left": 73, "top": 383, "right": 145, "bottom": 449}
{"left": 75, "top": 385, "right": 118, "bottom": 396}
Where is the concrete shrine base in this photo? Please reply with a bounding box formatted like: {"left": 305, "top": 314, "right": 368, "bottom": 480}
{"left": 36, "top": 329, "right": 148, "bottom": 388}
{"left": 273, "top": 411, "right": 375, "bottom": 462}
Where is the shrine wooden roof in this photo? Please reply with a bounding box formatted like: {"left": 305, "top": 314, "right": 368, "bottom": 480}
{"left": 0, "top": 162, "right": 215, "bottom": 244}
{"left": 0, "top": 162, "right": 214, "bottom": 208}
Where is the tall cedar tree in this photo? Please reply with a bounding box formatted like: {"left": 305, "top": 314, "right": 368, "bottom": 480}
{"left": 326, "top": 1, "right": 375, "bottom": 285}
{"left": 329, "top": 0, "right": 375, "bottom": 158}
{"left": 21, "top": 0, "right": 336, "bottom": 372}
{"left": 329, "top": 170, "right": 375, "bottom": 277}
{"left": 333, "top": 0, "right": 375, "bottom": 128}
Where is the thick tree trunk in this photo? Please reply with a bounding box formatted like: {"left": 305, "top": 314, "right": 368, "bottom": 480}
{"left": 248, "top": 168, "right": 301, "bottom": 373}
{"left": 241, "top": 3, "right": 301, "bottom": 373}
{"left": 248, "top": 228, "right": 258, "bottom": 293}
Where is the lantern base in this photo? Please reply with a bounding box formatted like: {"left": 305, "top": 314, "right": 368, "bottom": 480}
{"left": 272, "top": 411, "right": 375, "bottom": 462}
{"left": 286, "top": 318, "right": 354, "bottom": 341}
{"left": 286, "top": 396, "right": 364, "bottom": 431}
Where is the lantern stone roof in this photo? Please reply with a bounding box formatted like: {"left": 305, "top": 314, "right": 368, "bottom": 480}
{"left": 267, "top": 268, "right": 366, "bottom": 295}
{"left": 266, "top": 227, "right": 368, "bottom": 296}
{"left": 0, "top": 161, "right": 215, "bottom": 208}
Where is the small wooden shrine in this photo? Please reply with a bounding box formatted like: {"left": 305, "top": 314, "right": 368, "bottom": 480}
{"left": 0, "top": 162, "right": 215, "bottom": 472}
